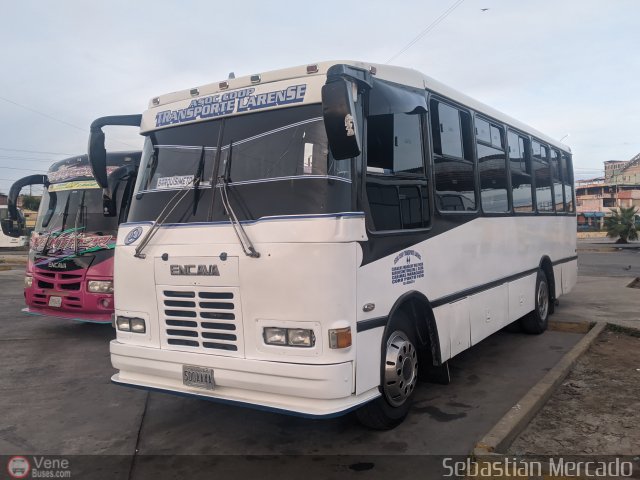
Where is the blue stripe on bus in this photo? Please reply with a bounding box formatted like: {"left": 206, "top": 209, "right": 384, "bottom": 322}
{"left": 121, "top": 212, "right": 365, "bottom": 228}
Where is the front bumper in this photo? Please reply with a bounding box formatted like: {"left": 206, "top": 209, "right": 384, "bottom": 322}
{"left": 24, "top": 286, "right": 113, "bottom": 323}
{"left": 110, "top": 340, "right": 380, "bottom": 417}
{"left": 22, "top": 307, "right": 112, "bottom": 323}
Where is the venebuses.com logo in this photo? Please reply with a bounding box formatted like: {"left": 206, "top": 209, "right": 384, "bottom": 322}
{"left": 7, "top": 456, "right": 30, "bottom": 479}
{"left": 6, "top": 456, "right": 72, "bottom": 478}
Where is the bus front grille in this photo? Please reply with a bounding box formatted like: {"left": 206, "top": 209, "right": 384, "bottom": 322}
{"left": 158, "top": 286, "right": 244, "bottom": 357}
{"left": 33, "top": 268, "right": 83, "bottom": 291}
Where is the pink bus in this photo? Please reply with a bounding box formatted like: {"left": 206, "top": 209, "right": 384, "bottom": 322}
{"left": 9, "top": 151, "right": 140, "bottom": 323}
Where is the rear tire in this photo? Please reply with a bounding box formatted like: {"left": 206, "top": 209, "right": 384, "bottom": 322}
{"left": 356, "top": 311, "right": 418, "bottom": 430}
{"left": 520, "top": 270, "right": 550, "bottom": 334}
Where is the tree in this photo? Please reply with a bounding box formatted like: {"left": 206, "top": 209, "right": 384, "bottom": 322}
{"left": 20, "top": 195, "right": 41, "bottom": 211}
{"left": 604, "top": 206, "right": 639, "bottom": 244}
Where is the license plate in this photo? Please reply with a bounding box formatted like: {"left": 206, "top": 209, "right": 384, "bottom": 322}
{"left": 48, "top": 296, "right": 62, "bottom": 307}
{"left": 182, "top": 365, "right": 215, "bottom": 390}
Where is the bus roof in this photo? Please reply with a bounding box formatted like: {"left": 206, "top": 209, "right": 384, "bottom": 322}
{"left": 47, "top": 151, "right": 140, "bottom": 184}
{"left": 144, "top": 60, "right": 570, "bottom": 153}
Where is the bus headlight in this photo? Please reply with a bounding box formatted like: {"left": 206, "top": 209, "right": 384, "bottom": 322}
{"left": 263, "top": 327, "right": 315, "bottom": 347}
{"left": 263, "top": 327, "right": 287, "bottom": 345}
{"left": 116, "top": 316, "right": 146, "bottom": 334}
{"left": 116, "top": 316, "right": 131, "bottom": 332}
{"left": 24, "top": 276, "right": 33, "bottom": 288}
{"left": 130, "top": 317, "right": 146, "bottom": 333}
{"left": 287, "top": 328, "right": 315, "bottom": 347}
{"left": 88, "top": 280, "right": 114, "bottom": 293}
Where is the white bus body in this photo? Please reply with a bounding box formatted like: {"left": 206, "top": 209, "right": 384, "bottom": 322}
{"left": 103, "top": 61, "right": 577, "bottom": 428}
{"left": 0, "top": 205, "right": 28, "bottom": 248}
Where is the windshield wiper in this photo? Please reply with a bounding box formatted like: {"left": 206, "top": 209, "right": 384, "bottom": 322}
{"left": 134, "top": 178, "right": 195, "bottom": 259}
{"left": 218, "top": 140, "right": 260, "bottom": 258}
{"left": 40, "top": 230, "right": 57, "bottom": 256}
{"left": 73, "top": 190, "right": 87, "bottom": 255}
{"left": 135, "top": 145, "right": 212, "bottom": 258}
{"left": 60, "top": 193, "right": 71, "bottom": 232}
{"left": 192, "top": 146, "right": 206, "bottom": 215}
{"left": 43, "top": 194, "right": 71, "bottom": 255}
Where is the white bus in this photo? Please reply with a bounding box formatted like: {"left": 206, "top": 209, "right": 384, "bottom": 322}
{"left": 90, "top": 61, "right": 576, "bottom": 429}
{"left": 0, "top": 205, "right": 28, "bottom": 248}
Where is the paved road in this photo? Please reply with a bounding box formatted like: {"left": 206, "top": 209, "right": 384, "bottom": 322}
{"left": 577, "top": 244, "right": 640, "bottom": 277}
{"left": 0, "top": 267, "right": 584, "bottom": 479}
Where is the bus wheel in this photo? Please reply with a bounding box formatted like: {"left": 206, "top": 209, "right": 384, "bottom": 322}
{"left": 521, "top": 270, "right": 550, "bottom": 334}
{"left": 356, "top": 312, "right": 418, "bottom": 430}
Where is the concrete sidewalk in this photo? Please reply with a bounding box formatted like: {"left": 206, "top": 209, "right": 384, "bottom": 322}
{"left": 555, "top": 275, "right": 640, "bottom": 330}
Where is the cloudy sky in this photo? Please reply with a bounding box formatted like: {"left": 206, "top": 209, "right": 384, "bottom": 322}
{"left": 1, "top": 0, "right": 638, "bottom": 195}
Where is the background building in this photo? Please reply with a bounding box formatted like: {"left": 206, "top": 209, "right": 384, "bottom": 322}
{"left": 576, "top": 153, "right": 640, "bottom": 230}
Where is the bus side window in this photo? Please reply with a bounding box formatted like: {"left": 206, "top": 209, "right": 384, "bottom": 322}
{"left": 365, "top": 112, "right": 429, "bottom": 231}
{"left": 508, "top": 130, "right": 534, "bottom": 212}
{"left": 475, "top": 117, "right": 509, "bottom": 213}
{"left": 430, "top": 99, "right": 476, "bottom": 212}
{"left": 561, "top": 152, "right": 575, "bottom": 212}
{"left": 550, "top": 149, "right": 565, "bottom": 212}
{"left": 533, "top": 141, "right": 553, "bottom": 212}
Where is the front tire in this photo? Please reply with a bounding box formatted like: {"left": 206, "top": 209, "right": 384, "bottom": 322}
{"left": 520, "top": 270, "right": 550, "bottom": 334}
{"left": 356, "top": 312, "right": 418, "bottom": 430}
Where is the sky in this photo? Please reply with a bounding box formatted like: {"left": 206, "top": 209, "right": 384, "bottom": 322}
{"left": 1, "top": 0, "right": 639, "bottom": 195}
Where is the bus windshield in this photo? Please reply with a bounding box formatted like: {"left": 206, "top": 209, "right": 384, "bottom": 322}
{"left": 129, "top": 104, "right": 353, "bottom": 223}
{"left": 36, "top": 185, "right": 118, "bottom": 235}
{"left": 32, "top": 184, "right": 119, "bottom": 254}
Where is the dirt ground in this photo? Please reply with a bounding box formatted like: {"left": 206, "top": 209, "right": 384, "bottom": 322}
{"left": 509, "top": 328, "right": 640, "bottom": 455}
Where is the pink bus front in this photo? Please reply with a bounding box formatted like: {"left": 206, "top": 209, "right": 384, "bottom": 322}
{"left": 13, "top": 152, "right": 140, "bottom": 323}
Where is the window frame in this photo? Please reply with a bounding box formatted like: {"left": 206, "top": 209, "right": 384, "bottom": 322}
{"left": 506, "top": 127, "right": 536, "bottom": 215}
{"left": 363, "top": 97, "right": 433, "bottom": 235}
{"left": 550, "top": 147, "right": 566, "bottom": 213}
{"left": 561, "top": 151, "right": 576, "bottom": 214}
{"left": 473, "top": 113, "right": 512, "bottom": 215}
{"left": 429, "top": 94, "right": 478, "bottom": 215}
{"left": 531, "top": 138, "right": 555, "bottom": 214}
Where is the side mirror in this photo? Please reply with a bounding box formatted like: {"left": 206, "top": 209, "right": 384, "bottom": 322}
{"left": 88, "top": 115, "right": 142, "bottom": 188}
{"left": 322, "top": 80, "right": 361, "bottom": 160}
{"left": 101, "top": 164, "right": 132, "bottom": 218}
{"left": 8, "top": 174, "right": 48, "bottom": 221}
{"left": 88, "top": 114, "right": 142, "bottom": 216}
{"left": 88, "top": 126, "right": 108, "bottom": 188}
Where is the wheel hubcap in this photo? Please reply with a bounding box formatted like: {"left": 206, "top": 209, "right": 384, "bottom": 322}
{"left": 537, "top": 280, "right": 549, "bottom": 319}
{"left": 383, "top": 331, "right": 418, "bottom": 407}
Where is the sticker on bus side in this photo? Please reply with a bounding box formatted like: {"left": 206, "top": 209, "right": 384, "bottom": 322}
{"left": 48, "top": 180, "right": 100, "bottom": 192}
{"left": 391, "top": 249, "right": 425, "bottom": 286}
{"left": 47, "top": 165, "right": 119, "bottom": 183}
{"left": 156, "top": 175, "right": 195, "bottom": 190}
{"left": 30, "top": 231, "right": 115, "bottom": 254}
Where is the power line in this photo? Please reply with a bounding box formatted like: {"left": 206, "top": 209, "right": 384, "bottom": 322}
{"left": 0, "top": 96, "right": 139, "bottom": 149}
{"left": 386, "top": 0, "right": 466, "bottom": 64}
{"left": 0, "top": 166, "right": 47, "bottom": 173}
{"left": 0, "top": 156, "right": 60, "bottom": 164}
{"left": 0, "top": 95, "right": 86, "bottom": 132}
{"left": 0, "top": 147, "right": 73, "bottom": 156}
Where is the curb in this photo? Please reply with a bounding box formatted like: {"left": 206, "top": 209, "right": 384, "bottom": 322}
{"left": 472, "top": 321, "right": 607, "bottom": 458}
{"left": 547, "top": 319, "right": 592, "bottom": 334}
